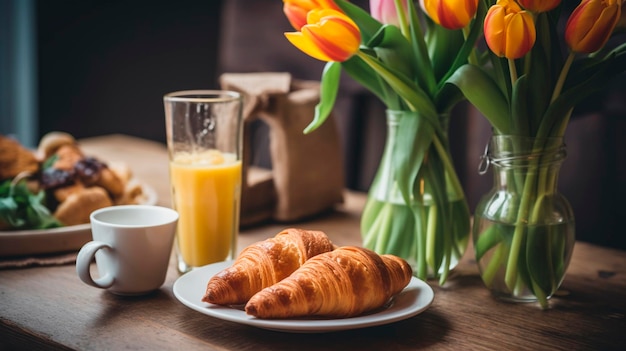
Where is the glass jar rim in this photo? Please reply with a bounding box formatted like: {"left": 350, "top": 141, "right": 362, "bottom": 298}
{"left": 478, "top": 135, "right": 567, "bottom": 174}
{"left": 163, "top": 90, "right": 241, "bottom": 103}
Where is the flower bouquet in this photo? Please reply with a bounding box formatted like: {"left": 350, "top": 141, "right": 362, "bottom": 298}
{"left": 281, "top": 0, "right": 483, "bottom": 284}
{"left": 447, "top": 0, "right": 626, "bottom": 307}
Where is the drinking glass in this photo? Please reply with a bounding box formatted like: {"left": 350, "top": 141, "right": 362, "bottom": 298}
{"left": 164, "top": 90, "right": 243, "bottom": 273}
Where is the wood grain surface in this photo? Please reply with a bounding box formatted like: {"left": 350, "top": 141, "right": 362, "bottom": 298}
{"left": 1, "top": 135, "right": 624, "bottom": 351}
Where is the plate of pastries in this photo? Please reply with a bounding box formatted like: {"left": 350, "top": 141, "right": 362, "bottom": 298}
{"left": 173, "top": 228, "right": 434, "bottom": 333}
{"left": 0, "top": 132, "right": 156, "bottom": 257}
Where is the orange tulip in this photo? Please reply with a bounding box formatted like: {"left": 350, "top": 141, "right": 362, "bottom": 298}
{"left": 284, "top": 8, "right": 362, "bottom": 62}
{"left": 420, "top": 0, "right": 479, "bottom": 30}
{"left": 517, "top": 0, "right": 561, "bottom": 13}
{"left": 283, "top": 0, "right": 341, "bottom": 30}
{"left": 484, "top": 0, "right": 536, "bottom": 59}
{"left": 565, "top": 0, "right": 622, "bottom": 53}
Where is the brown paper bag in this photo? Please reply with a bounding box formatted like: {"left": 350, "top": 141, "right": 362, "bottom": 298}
{"left": 220, "top": 72, "right": 344, "bottom": 224}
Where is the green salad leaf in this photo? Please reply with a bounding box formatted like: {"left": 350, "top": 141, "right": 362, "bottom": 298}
{"left": 0, "top": 179, "right": 62, "bottom": 230}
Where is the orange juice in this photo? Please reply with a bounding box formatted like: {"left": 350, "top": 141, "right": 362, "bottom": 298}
{"left": 169, "top": 150, "right": 241, "bottom": 268}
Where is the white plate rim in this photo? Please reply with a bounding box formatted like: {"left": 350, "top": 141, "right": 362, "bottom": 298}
{"left": 172, "top": 260, "right": 434, "bottom": 333}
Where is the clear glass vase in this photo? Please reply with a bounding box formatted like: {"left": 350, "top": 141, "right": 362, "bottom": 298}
{"left": 361, "top": 110, "right": 471, "bottom": 285}
{"left": 473, "top": 135, "right": 575, "bottom": 309}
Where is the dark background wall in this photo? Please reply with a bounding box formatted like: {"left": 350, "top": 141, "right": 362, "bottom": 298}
{"left": 33, "top": 0, "right": 626, "bottom": 250}
{"left": 36, "top": 0, "right": 223, "bottom": 142}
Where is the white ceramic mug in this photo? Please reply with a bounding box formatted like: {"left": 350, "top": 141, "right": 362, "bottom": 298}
{"left": 76, "top": 205, "right": 179, "bottom": 295}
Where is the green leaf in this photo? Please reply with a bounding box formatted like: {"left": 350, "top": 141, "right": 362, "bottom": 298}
{"left": 392, "top": 110, "right": 435, "bottom": 205}
{"left": 425, "top": 20, "right": 464, "bottom": 83}
{"left": 435, "top": 3, "right": 485, "bottom": 93}
{"left": 304, "top": 61, "right": 341, "bottom": 134}
{"left": 540, "top": 48, "right": 626, "bottom": 137}
{"left": 474, "top": 225, "right": 502, "bottom": 261}
{"left": 446, "top": 64, "right": 510, "bottom": 134}
{"left": 406, "top": 0, "right": 436, "bottom": 96}
{"left": 342, "top": 55, "right": 388, "bottom": 103}
{"left": 368, "top": 24, "right": 414, "bottom": 82}
{"left": 0, "top": 179, "right": 61, "bottom": 230}
{"left": 357, "top": 52, "right": 438, "bottom": 118}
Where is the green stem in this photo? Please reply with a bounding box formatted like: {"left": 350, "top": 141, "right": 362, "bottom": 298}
{"left": 414, "top": 205, "right": 428, "bottom": 279}
{"left": 504, "top": 175, "right": 534, "bottom": 290}
{"left": 550, "top": 52, "right": 575, "bottom": 104}
{"left": 508, "top": 59, "right": 518, "bottom": 84}
{"left": 482, "top": 243, "right": 505, "bottom": 288}
{"left": 394, "top": 0, "right": 409, "bottom": 38}
{"left": 439, "top": 202, "right": 452, "bottom": 285}
{"left": 426, "top": 204, "right": 437, "bottom": 269}
{"left": 432, "top": 134, "right": 465, "bottom": 198}
{"left": 462, "top": 25, "right": 479, "bottom": 66}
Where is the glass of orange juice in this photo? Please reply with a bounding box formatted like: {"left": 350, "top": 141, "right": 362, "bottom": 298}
{"left": 163, "top": 90, "right": 243, "bottom": 274}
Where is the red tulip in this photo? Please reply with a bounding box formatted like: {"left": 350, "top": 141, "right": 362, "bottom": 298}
{"left": 517, "top": 0, "right": 561, "bottom": 13}
{"left": 484, "top": 0, "right": 536, "bottom": 59}
{"left": 565, "top": 0, "right": 622, "bottom": 53}
{"left": 283, "top": 0, "right": 341, "bottom": 30}
{"left": 420, "top": 0, "right": 479, "bottom": 30}
{"left": 284, "top": 8, "right": 362, "bottom": 62}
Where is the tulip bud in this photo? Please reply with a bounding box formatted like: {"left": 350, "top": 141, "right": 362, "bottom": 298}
{"left": 484, "top": 0, "right": 536, "bottom": 59}
{"left": 285, "top": 8, "right": 362, "bottom": 62}
{"left": 565, "top": 0, "right": 622, "bottom": 53}
{"left": 420, "top": 0, "right": 479, "bottom": 30}
{"left": 517, "top": 0, "right": 561, "bottom": 13}
{"left": 370, "top": 0, "right": 409, "bottom": 26}
{"left": 283, "top": 0, "right": 341, "bottom": 30}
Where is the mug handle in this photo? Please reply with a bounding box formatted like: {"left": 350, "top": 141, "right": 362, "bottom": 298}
{"left": 76, "top": 241, "right": 115, "bottom": 289}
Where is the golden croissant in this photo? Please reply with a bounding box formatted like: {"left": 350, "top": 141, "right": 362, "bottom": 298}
{"left": 202, "top": 228, "right": 335, "bottom": 305}
{"left": 244, "top": 246, "right": 413, "bottom": 319}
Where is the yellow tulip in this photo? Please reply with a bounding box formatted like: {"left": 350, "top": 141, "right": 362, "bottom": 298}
{"left": 283, "top": 0, "right": 341, "bottom": 30}
{"left": 284, "top": 8, "right": 362, "bottom": 62}
{"left": 484, "top": 0, "right": 536, "bottom": 59}
{"left": 517, "top": 0, "right": 561, "bottom": 13}
{"left": 565, "top": 0, "right": 622, "bottom": 53}
{"left": 420, "top": 0, "right": 479, "bottom": 30}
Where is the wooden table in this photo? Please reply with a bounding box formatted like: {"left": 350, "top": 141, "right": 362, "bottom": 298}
{"left": 1, "top": 135, "right": 624, "bottom": 350}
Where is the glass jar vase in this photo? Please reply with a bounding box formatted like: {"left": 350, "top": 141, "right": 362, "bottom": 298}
{"left": 361, "top": 110, "right": 471, "bottom": 285}
{"left": 473, "top": 135, "right": 575, "bottom": 308}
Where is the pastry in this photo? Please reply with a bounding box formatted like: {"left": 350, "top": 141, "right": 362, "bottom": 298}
{"left": 53, "top": 186, "right": 113, "bottom": 225}
{"left": 37, "top": 131, "right": 76, "bottom": 160}
{"left": 202, "top": 228, "right": 335, "bottom": 305}
{"left": 0, "top": 135, "right": 39, "bottom": 180}
{"left": 244, "top": 246, "right": 412, "bottom": 319}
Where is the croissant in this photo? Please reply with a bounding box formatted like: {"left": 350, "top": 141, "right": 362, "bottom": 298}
{"left": 244, "top": 246, "right": 412, "bottom": 319}
{"left": 202, "top": 228, "right": 335, "bottom": 305}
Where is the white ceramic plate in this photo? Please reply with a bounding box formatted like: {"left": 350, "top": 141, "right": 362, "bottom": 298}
{"left": 173, "top": 260, "right": 434, "bottom": 333}
{"left": 0, "top": 182, "right": 157, "bottom": 257}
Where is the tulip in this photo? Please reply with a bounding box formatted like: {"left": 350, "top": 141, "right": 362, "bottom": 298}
{"left": 565, "top": 0, "right": 622, "bottom": 53}
{"left": 420, "top": 0, "right": 479, "bottom": 30}
{"left": 484, "top": 0, "right": 536, "bottom": 59}
{"left": 283, "top": 0, "right": 341, "bottom": 30}
{"left": 284, "top": 8, "right": 362, "bottom": 62}
{"left": 370, "top": 0, "right": 409, "bottom": 26}
{"left": 517, "top": 0, "right": 561, "bottom": 13}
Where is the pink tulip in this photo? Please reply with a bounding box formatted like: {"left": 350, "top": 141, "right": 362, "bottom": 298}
{"left": 370, "top": 0, "right": 409, "bottom": 26}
